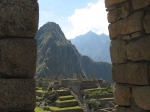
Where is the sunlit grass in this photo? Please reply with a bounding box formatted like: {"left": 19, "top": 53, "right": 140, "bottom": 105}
{"left": 36, "top": 89, "right": 45, "bottom": 93}
{"left": 59, "top": 95, "right": 73, "bottom": 98}
{"left": 56, "top": 99, "right": 77, "bottom": 103}
{"left": 35, "top": 107, "right": 50, "bottom": 112}
{"left": 49, "top": 106, "right": 82, "bottom": 111}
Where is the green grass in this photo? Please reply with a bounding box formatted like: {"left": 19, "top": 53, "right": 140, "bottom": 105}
{"left": 56, "top": 99, "right": 77, "bottom": 103}
{"left": 99, "top": 98, "right": 114, "bottom": 100}
{"left": 35, "top": 107, "right": 50, "bottom": 112}
{"left": 84, "top": 88, "right": 100, "bottom": 91}
{"left": 36, "top": 96, "right": 42, "bottom": 99}
{"left": 36, "top": 90, "right": 45, "bottom": 93}
{"left": 50, "top": 106, "right": 82, "bottom": 111}
{"left": 59, "top": 95, "right": 74, "bottom": 98}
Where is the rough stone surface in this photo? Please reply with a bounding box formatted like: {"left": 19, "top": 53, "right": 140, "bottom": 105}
{"left": 0, "top": 0, "right": 39, "bottom": 38}
{"left": 132, "top": 0, "right": 150, "bottom": 10}
{"left": 121, "top": 2, "right": 130, "bottom": 18}
{"left": 115, "top": 106, "right": 149, "bottom": 112}
{"left": 109, "top": 11, "right": 144, "bottom": 39}
{"left": 110, "top": 40, "right": 127, "bottom": 64}
{"left": 108, "top": 8, "right": 122, "bottom": 23}
{"left": 144, "top": 11, "right": 150, "bottom": 34}
{"left": 133, "top": 86, "right": 150, "bottom": 110}
{"left": 105, "top": 0, "right": 126, "bottom": 8}
{"left": 0, "top": 38, "right": 37, "bottom": 78}
{"left": 112, "top": 63, "right": 149, "bottom": 85}
{"left": 106, "top": 5, "right": 116, "bottom": 11}
{"left": 106, "top": 0, "right": 150, "bottom": 111}
{"left": 126, "top": 36, "right": 150, "bottom": 61}
{"left": 114, "top": 84, "right": 131, "bottom": 106}
{"left": 0, "top": 111, "right": 35, "bottom": 112}
{"left": 131, "top": 31, "right": 144, "bottom": 39}
{"left": 122, "top": 35, "right": 131, "bottom": 40}
{"left": 0, "top": 79, "right": 36, "bottom": 111}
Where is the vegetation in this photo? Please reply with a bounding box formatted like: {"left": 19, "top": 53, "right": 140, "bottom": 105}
{"left": 50, "top": 106, "right": 82, "bottom": 111}
{"left": 35, "top": 22, "right": 112, "bottom": 83}
{"left": 36, "top": 89, "right": 45, "bottom": 93}
{"left": 35, "top": 107, "right": 50, "bottom": 112}
{"left": 59, "top": 95, "right": 74, "bottom": 99}
{"left": 86, "top": 99, "right": 100, "bottom": 112}
{"left": 84, "top": 87, "right": 113, "bottom": 96}
{"left": 56, "top": 99, "right": 77, "bottom": 103}
{"left": 37, "top": 84, "right": 58, "bottom": 111}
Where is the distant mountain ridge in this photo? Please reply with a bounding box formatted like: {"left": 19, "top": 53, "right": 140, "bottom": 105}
{"left": 70, "top": 31, "right": 111, "bottom": 63}
{"left": 35, "top": 22, "right": 112, "bottom": 82}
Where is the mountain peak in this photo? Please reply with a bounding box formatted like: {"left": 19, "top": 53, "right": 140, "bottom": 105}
{"left": 86, "top": 31, "right": 97, "bottom": 36}
{"left": 36, "top": 22, "right": 66, "bottom": 41}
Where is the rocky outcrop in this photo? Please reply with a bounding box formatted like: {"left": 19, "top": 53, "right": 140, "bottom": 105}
{"left": 105, "top": 0, "right": 150, "bottom": 111}
{"left": 36, "top": 22, "right": 112, "bottom": 82}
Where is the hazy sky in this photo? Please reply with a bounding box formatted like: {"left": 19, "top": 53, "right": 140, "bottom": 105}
{"left": 38, "top": 0, "right": 109, "bottom": 39}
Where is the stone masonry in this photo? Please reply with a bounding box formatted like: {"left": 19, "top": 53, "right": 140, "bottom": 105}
{"left": 0, "top": 0, "right": 39, "bottom": 112}
{"left": 105, "top": 0, "right": 150, "bottom": 111}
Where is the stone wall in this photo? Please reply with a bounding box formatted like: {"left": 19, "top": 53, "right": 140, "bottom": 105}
{"left": 0, "top": 0, "right": 39, "bottom": 111}
{"left": 105, "top": 0, "right": 150, "bottom": 111}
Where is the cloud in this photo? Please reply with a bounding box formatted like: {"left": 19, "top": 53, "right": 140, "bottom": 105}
{"left": 65, "top": 0, "right": 109, "bottom": 39}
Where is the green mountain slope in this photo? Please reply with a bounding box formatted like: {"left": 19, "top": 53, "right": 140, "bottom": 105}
{"left": 35, "top": 22, "right": 112, "bottom": 82}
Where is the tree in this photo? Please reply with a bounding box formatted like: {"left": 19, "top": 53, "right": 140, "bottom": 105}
{"left": 86, "top": 99, "right": 100, "bottom": 112}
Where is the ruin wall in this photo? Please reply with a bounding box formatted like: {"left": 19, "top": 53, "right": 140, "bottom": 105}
{"left": 105, "top": 0, "right": 150, "bottom": 111}
{"left": 0, "top": 0, "right": 39, "bottom": 111}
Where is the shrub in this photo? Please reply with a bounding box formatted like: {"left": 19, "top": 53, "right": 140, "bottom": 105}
{"left": 86, "top": 99, "right": 100, "bottom": 111}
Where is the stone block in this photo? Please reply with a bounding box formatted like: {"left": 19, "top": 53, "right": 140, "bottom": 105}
{"left": 0, "top": 79, "right": 36, "bottom": 111}
{"left": 114, "top": 84, "right": 131, "bottom": 106}
{"left": 105, "top": 0, "right": 126, "bottom": 8}
{"left": 0, "top": 0, "right": 39, "bottom": 38}
{"left": 110, "top": 40, "right": 127, "bottom": 64}
{"left": 115, "top": 106, "right": 149, "bottom": 112}
{"left": 131, "top": 31, "right": 144, "bottom": 39}
{"left": 122, "top": 35, "right": 131, "bottom": 40}
{"left": 109, "top": 11, "right": 144, "bottom": 39}
{"left": 132, "top": 0, "right": 150, "bottom": 10}
{"left": 106, "top": 5, "right": 116, "bottom": 11}
{"left": 133, "top": 86, "right": 150, "bottom": 110}
{"left": 144, "top": 11, "right": 150, "bottom": 34}
{"left": 0, "top": 38, "right": 36, "bottom": 78}
{"left": 0, "top": 110, "right": 34, "bottom": 112}
{"left": 112, "top": 63, "right": 149, "bottom": 85}
{"left": 121, "top": 2, "right": 130, "bottom": 18}
{"left": 108, "top": 8, "right": 122, "bottom": 23}
{"left": 126, "top": 36, "right": 150, "bottom": 61}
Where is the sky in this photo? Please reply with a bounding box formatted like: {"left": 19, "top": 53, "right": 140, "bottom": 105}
{"left": 38, "top": 0, "right": 109, "bottom": 39}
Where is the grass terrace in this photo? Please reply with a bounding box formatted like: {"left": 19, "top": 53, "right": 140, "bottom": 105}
{"left": 49, "top": 106, "right": 83, "bottom": 112}
{"left": 35, "top": 107, "right": 50, "bottom": 112}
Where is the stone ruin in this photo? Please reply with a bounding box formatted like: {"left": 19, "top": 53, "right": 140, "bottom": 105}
{"left": 0, "top": 0, "right": 39, "bottom": 111}
{"left": 105, "top": 0, "right": 150, "bottom": 111}
{"left": 2, "top": 0, "right": 150, "bottom": 111}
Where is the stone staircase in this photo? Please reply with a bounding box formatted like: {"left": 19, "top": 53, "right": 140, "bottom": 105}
{"left": 49, "top": 89, "right": 83, "bottom": 112}
{"left": 69, "top": 89, "right": 87, "bottom": 112}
